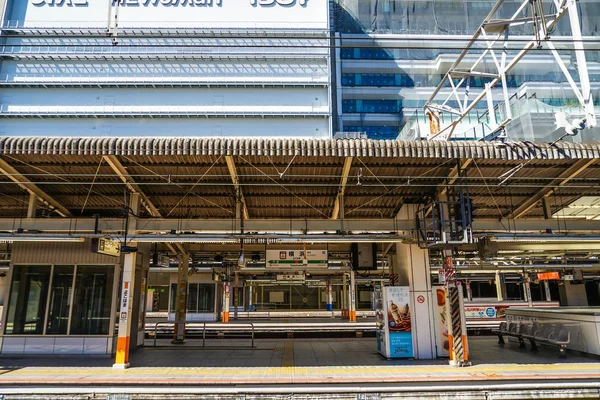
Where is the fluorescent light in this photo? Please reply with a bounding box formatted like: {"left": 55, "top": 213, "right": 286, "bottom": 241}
{"left": 0, "top": 235, "right": 84, "bottom": 243}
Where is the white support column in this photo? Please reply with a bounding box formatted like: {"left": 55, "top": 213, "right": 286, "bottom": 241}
{"left": 349, "top": 270, "right": 356, "bottom": 322}
{"left": 495, "top": 271, "right": 505, "bottom": 302}
{"left": 326, "top": 279, "right": 333, "bottom": 312}
{"left": 172, "top": 252, "right": 189, "bottom": 344}
{"left": 248, "top": 283, "right": 254, "bottom": 312}
{"left": 524, "top": 272, "right": 533, "bottom": 307}
{"left": 222, "top": 281, "right": 231, "bottom": 322}
{"left": 568, "top": 0, "right": 596, "bottom": 127}
{"left": 544, "top": 281, "right": 552, "bottom": 302}
{"left": 113, "top": 193, "right": 140, "bottom": 369}
{"left": 396, "top": 241, "right": 436, "bottom": 360}
{"left": 465, "top": 281, "right": 473, "bottom": 302}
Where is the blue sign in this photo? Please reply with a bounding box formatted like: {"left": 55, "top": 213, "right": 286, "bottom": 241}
{"left": 485, "top": 307, "right": 496, "bottom": 318}
{"left": 389, "top": 331, "right": 413, "bottom": 358}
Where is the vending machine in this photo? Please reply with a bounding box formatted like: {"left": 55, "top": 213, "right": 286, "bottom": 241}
{"left": 375, "top": 286, "right": 414, "bottom": 359}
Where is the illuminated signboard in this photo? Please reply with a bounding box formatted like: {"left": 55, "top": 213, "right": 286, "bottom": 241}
{"left": 537, "top": 272, "right": 560, "bottom": 281}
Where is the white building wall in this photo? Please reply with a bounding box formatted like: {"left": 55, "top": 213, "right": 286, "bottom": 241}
{"left": 0, "top": 0, "right": 332, "bottom": 139}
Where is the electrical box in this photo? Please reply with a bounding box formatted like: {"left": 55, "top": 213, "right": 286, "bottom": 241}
{"left": 351, "top": 243, "right": 378, "bottom": 270}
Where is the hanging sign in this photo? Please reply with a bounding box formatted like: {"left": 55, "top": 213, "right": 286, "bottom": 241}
{"left": 95, "top": 238, "right": 121, "bottom": 257}
{"left": 266, "top": 249, "right": 327, "bottom": 268}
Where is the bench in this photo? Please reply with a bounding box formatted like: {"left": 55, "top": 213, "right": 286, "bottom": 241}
{"left": 492, "top": 321, "right": 571, "bottom": 358}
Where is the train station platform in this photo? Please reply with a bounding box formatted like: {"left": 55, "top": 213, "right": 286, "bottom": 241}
{"left": 0, "top": 337, "right": 599, "bottom": 399}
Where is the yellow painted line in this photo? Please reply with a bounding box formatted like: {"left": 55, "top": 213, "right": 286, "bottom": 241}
{"left": 282, "top": 342, "right": 294, "bottom": 367}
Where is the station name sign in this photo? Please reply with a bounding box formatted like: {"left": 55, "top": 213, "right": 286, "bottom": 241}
{"left": 31, "top": 0, "right": 309, "bottom": 6}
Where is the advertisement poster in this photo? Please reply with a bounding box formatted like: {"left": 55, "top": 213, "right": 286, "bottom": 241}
{"left": 386, "top": 286, "right": 413, "bottom": 358}
{"left": 432, "top": 286, "right": 449, "bottom": 357}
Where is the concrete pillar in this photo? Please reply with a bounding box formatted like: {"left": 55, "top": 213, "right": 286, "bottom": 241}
{"left": 395, "top": 242, "right": 436, "bottom": 360}
{"left": 495, "top": 271, "right": 505, "bottom": 302}
{"left": 172, "top": 252, "right": 189, "bottom": 344}
{"left": 113, "top": 193, "right": 140, "bottom": 369}
{"left": 222, "top": 281, "right": 231, "bottom": 322}
{"left": 349, "top": 270, "right": 356, "bottom": 322}
{"left": 27, "top": 194, "right": 38, "bottom": 219}
{"left": 559, "top": 282, "right": 588, "bottom": 306}
{"left": 544, "top": 281, "right": 552, "bottom": 302}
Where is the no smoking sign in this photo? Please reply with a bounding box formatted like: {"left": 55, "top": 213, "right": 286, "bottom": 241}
{"left": 417, "top": 295, "right": 425, "bottom": 304}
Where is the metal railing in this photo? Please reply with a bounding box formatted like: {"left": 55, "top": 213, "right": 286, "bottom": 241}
{"left": 151, "top": 321, "right": 255, "bottom": 348}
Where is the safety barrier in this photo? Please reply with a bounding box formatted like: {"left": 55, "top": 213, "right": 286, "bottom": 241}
{"left": 152, "top": 322, "right": 255, "bottom": 348}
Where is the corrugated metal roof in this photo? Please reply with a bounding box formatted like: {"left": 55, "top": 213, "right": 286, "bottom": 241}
{"left": 1, "top": 137, "right": 599, "bottom": 160}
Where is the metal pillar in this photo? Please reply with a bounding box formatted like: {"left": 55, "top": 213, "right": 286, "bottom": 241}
{"left": 113, "top": 193, "right": 140, "bottom": 369}
{"left": 172, "top": 252, "right": 189, "bottom": 344}
{"left": 222, "top": 281, "right": 230, "bottom": 323}
{"left": 349, "top": 270, "right": 356, "bottom": 322}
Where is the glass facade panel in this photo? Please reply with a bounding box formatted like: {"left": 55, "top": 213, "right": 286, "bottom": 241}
{"left": 148, "top": 285, "right": 169, "bottom": 312}
{"left": 70, "top": 265, "right": 114, "bottom": 335}
{"left": 46, "top": 266, "right": 74, "bottom": 335}
{"left": 5, "top": 266, "right": 51, "bottom": 334}
{"left": 169, "top": 283, "right": 215, "bottom": 313}
{"left": 197, "top": 284, "right": 215, "bottom": 313}
{"left": 336, "top": 0, "right": 599, "bottom": 36}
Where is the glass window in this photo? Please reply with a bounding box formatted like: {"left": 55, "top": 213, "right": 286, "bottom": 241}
{"left": 70, "top": 265, "right": 114, "bottom": 335}
{"left": 197, "top": 284, "right": 215, "bottom": 313}
{"left": 148, "top": 285, "right": 169, "bottom": 312}
{"left": 5, "top": 266, "right": 51, "bottom": 334}
{"left": 46, "top": 266, "right": 74, "bottom": 335}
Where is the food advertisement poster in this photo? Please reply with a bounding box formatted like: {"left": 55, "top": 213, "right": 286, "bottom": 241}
{"left": 386, "top": 286, "right": 413, "bottom": 358}
{"left": 433, "top": 286, "right": 449, "bottom": 357}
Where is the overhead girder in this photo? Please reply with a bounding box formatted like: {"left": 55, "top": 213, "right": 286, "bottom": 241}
{"left": 0, "top": 157, "right": 72, "bottom": 217}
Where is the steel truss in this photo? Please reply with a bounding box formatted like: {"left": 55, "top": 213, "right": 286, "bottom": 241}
{"left": 424, "top": 0, "right": 596, "bottom": 141}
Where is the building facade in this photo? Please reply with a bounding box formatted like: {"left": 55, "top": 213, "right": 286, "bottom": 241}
{"left": 333, "top": 0, "right": 600, "bottom": 141}
{"left": 0, "top": 0, "right": 332, "bottom": 139}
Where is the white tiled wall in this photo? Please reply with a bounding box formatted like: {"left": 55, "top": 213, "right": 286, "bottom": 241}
{"left": 1, "top": 337, "right": 111, "bottom": 355}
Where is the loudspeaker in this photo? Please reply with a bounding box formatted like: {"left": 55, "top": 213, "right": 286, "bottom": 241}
{"left": 351, "top": 243, "right": 378, "bottom": 270}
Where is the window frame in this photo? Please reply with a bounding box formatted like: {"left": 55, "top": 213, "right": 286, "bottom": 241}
{"left": 2, "top": 263, "right": 119, "bottom": 337}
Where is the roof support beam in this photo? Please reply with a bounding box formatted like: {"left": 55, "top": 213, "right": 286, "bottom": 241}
{"left": 103, "top": 155, "right": 186, "bottom": 255}
{"left": 440, "top": 159, "right": 473, "bottom": 197}
{"left": 331, "top": 157, "right": 353, "bottom": 220}
{"left": 509, "top": 159, "right": 597, "bottom": 219}
{"left": 224, "top": 155, "right": 249, "bottom": 220}
{"left": 0, "top": 157, "right": 72, "bottom": 217}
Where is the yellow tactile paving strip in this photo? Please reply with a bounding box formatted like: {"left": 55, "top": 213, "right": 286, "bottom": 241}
{"left": 0, "top": 363, "right": 599, "bottom": 385}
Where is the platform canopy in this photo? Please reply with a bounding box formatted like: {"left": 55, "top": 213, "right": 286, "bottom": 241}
{"left": 0, "top": 137, "right": 598, "bottom": 221}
